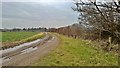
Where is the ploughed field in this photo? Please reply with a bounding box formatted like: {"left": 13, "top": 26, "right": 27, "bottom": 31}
{"left": 1, "top": 31, "right": 45, "bottom": 49}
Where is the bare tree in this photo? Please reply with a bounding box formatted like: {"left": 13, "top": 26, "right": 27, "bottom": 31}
{"left": 72, "top": 0, "right": 120, "bottom": 44}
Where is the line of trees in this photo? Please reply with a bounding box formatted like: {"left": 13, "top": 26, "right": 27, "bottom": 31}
{"left": 50, "top": 0, "right": 120, "bottom": 44}
{"left": 1, "top": 27, "right": 47, "bottom": 32}
{"left": 72, "top": 0, "right": 120, "bottom": 44}
{"left": 49, "top": 0, "right": 120, "bottom": 52}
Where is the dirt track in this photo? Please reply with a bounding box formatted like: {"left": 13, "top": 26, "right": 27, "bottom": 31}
{"left": 2, "top": 33, "right": 59, "bottom": 66}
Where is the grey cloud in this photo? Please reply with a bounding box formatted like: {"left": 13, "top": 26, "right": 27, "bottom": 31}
{"left": 2, "top": 2, "right": 78, "bottom": 28}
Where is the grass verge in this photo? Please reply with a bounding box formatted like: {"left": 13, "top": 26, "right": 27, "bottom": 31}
{"left": 33, "top": 33, "right": 118, "bottom": 66}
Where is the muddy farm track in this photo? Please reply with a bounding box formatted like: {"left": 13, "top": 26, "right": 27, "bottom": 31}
{"left": 1, "top": 33, "right": 59, "bottom": 66}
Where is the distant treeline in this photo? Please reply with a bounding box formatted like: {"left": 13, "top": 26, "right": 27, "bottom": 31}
{"left": 0, "top": 27, "right": 48, "bottom": 32}
{"left": 48, "top": 0, "right": 120, "bottom": 53}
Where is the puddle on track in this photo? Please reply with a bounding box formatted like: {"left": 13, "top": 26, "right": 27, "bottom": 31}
{"left": 0, "top": 39, "right": 42, "bottom": 54}
{"left": 20, "top": 47, "right": 38, "bottom": 54}
{"left": 0, "top": 35, "right": 51, "bottom": 62}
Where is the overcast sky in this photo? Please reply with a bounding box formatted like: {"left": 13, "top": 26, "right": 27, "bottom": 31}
{"left": 2, "top": 0, "right": 78, "bottom": 29}
{"left": 1, "top": 0, "right": 119, "bottom": 29}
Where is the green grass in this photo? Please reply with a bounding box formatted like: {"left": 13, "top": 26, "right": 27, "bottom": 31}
{"left": 33, "top": 33, "right": 118, "bottom": 66}
{"left": 1, "top": 31, "right": 40, "bottom": 42}
{"left": 20, "top": 33, "right": 45, "bottom": 43}
{"left": 1, "top": 31, "right": 45, "bottom": 49}
{"left": 0, "top": 32, "right": 2, "bottom": 42}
